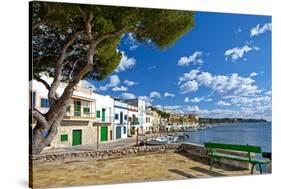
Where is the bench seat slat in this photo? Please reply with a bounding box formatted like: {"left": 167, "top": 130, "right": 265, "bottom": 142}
{"left": 209, "top": 152, "right": 271, "bottom": 164}
{"left": 204, "top": 142, "right": 261, "bottom": 153}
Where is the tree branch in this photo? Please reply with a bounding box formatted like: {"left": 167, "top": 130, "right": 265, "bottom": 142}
{"left": 48, "top": 31, "right": 84, "bottom": 108}
{"left": 95, "top": 27, "right": 129, "bottom": 45}
{"left": 32, "top": 109, "right": 48, "bottom": 128}
{"left": 34, "top": 75, "right": 51, "bottom": 91}
{"left": 32, "top": 19, "right": 47, "bottom": 32}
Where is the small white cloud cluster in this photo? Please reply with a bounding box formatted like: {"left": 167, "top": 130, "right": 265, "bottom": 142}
{"left": 99, "top": 75, "right": 120, "bottom": 91}
{"left": 224, "top": 45, "right": 259, "bottom": 62}
{"left": 177, "top": 51, "right": 204, "bottom": 66}
{"left": 150, "top": 91, "right": 161, "bottom": 99}
{"left": 115, "top": 51, "right": 136, "bottom": 72}
{"left": 121, "top": 92, "right": 136, "bottom": 99}
{"left": 99, "top": 76, "right": 138, "bottom": 92}
{"left": 250, "top": 23, "right": 272, "bottom": 37}
{"left": 124, "top": 80, "right": 137, "bottom": 86}
{"left": 164, "top": 92, "right": 175, "bottom": 98}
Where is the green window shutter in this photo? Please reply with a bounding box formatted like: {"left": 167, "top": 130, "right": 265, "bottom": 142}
{"left": 96, "top": 110, "right": 100, "bottom": 118}
{"left": 60, "top": 134, "right": 68, "bottom": 141}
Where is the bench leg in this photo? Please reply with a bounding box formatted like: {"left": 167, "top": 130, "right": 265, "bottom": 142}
{"left": 251, "top": 163, "right": 256, "bottom": 174}
{"left": 258, "top": 164, "right": 263, "bottom": 174}
{"left": 208, "top": 158, "right": 213, "bottom": 171}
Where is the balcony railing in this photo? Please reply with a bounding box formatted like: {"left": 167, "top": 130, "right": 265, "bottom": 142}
{"left": 95, "top": 116, "right": 113, "bottom": 123}
{"left": 64, "top": 104, "right": 95, "bottom": 120}
{"left": 130, "top": 120, "right": 139, "bottom": 125}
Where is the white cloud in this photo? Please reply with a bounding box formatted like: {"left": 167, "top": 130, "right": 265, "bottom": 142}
{"left": 164, "top": 92, "right": 175, "bottom": 98}
{"left": 177, "top": 51, "right": 204, "bottom": 66}
{"left": 112, "top": 86, "right": 128, "bottom": 92}
{"left": 178, "top": 70, "right": 261, "bottom": 96}
{"left": 196, "top": 72, "right": 212, "bottom": 86}
{"left": 205, "top": 98, "right": 213, "bottom": 102}
{"left": 150, "top": 91, "right": 161, "bottom": 98}
{"left": 250, "top": 23, "right": 272, "bottom": 37}
{"left": 99, "top": 75, "right": 120, "bottom": 91}
{"left": 224, "top": 45, "right": 259, "bottom": 62}
{"left": 216, "top": 100, "right": 231, "bottom": 106}
{"left": 124, "top": 33, "right": 139, "bottom": 51}
{"left": 121, "top": 92, "right": 136, "bottom": 99}
{"left": 115, "top": 51, "right": 136, "bottom": 72}
{"left": 249, "top": 72, "right": 258, "bottom": 77}
{"left": 190, "top": 97, "right": 201, "bottom": 103}
{"left": 185, "top": 105, "right": 199, "bottom": 112}
{"left": 178, "top": 69, "right": 200, "bottom": 85}
{"left": 124, "top": 80, "right": 137, "bottom": 86}
{"left": 179, "top": 80, "right": 199, "bottom": 94}
{"left": 184, "top": 97, "right": 189, "bottom": 102}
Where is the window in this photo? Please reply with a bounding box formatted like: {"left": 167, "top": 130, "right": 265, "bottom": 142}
{"left": 124, "top": 115, "right": 127, "bottom": 120}
{"left": 96, "top": 110, "right": 101, "bottom": 118}
{"left": 32, "top": 92, "right": 36, "bottom": 106}
{"left": 123, "top": 126, "right": 126, "bottom": 134}
{"left": 60, "top": 134, "right": 68, "bottom": 142}
{"left": 74, "top": 99, "right": 81, "bottom": 116}
{"left": 40, "top": 98, "right": 49, "bottom": 108}
{"left": 83, "top": 101, "right": 90, "bottom": 115}
{"left": 115, "top": 113, "right": 119, "bottom": 120}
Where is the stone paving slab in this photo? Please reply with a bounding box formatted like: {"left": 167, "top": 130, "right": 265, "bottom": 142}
{"left": 31, "top": 151, "right": 255, "bottom": 188}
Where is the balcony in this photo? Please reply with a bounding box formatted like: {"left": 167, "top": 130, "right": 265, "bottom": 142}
{"left": 64, "top": 104, "right": 95, "bottom": 120}
{"left": 131, "top": 120, "right": 139, "bottom": 125}
{"left": 95, "top": 116, "right": 113, "bottom": 124}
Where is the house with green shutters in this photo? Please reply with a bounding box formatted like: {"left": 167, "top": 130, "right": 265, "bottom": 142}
{"left": 31, "top": 79, "right": 99, "bottom": 149}
{"left": 30, "top": 78, "right": 114, "bottom": 148}
{"left": 113, "top": 99, "right": 129, "bottom": 140}
{"left": 91, "top": 92, "right": 114, "bottom": 143}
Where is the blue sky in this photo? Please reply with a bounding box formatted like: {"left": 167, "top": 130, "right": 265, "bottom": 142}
{"left": 91, "top": 11, "right": 272, "bottom": 120}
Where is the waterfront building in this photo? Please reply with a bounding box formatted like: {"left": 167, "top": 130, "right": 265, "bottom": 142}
{"left": 31, "top": 80, "right": 98, "bottom": 148}
{"left": 91, "top": 92, "right": 114, "bottom": 143}
{"left": 127, "top": 104, "right": 139, "bottom": 136}
{"left": 151, "top": 110, "right": 160, "bottom": 133}
{"left": 113, "top": 99, "right": 129, "bottom": 140}
{"left": 145, "top": 107, "right": 152, "bottom": 134}
{"left": 124, "top": 99, "right": 147, "bottom": 134}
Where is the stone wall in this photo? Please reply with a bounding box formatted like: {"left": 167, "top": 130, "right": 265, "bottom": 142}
{"left": 31, "top": 144, "right": 180, "bottom": 164}
{"left": 32, "top": 142, "right": 253, "bottom": 171}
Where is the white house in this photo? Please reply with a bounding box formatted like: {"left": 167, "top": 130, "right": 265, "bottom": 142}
{"left": 113, "top": 99, "right": 129, "bottom": 140}
{"left": 124, "top": 99, "right": 146, "bottom": 134}
{"left": 30, "top": 79, "right": 98, "bottom": 148}
{"left": 91, "top": 92, "right": 114, "bottom": 143}
{"left": 127, "top": 104, "right": 139, "bottom": 136}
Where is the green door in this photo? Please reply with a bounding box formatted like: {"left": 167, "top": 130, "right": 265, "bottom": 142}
{"left": 72, "top": 130, "right": 82, "bottom": 146}
{"left": 116, "top": 127, "right": 122, "bottom": 139}
{"left": 102, "top": 109, "right": 106, "bottom": 122}
{"left": 101, "top": 125, "right": 108, "bottom": 141}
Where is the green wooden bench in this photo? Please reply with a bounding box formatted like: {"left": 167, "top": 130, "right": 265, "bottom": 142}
{"left": 204, "top": 142, "right": 271, "bottom": 174}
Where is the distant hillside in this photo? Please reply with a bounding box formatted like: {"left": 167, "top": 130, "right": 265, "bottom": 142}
{"left": 199, "top": 118, "right": 267, "bottom": 124}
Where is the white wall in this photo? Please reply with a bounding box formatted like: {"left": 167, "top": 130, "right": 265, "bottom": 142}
{"left": 113, "top": 100, "right": 129, "bottom": 139}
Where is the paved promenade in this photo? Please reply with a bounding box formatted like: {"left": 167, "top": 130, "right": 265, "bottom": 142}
{"left": 41, "top": 133, "right": 165, "bottom": 155}
{"left": 31, "top": 151, "right": 252, "bottom": 188}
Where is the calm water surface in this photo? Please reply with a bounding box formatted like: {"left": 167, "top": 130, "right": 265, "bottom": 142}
{"left": 187, "top": 122, "right": 272, "bottom": 152}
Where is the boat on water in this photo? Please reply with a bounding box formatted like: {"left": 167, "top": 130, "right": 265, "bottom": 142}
{"left": 144, "top": 133, "right": 189, "bottom": 145}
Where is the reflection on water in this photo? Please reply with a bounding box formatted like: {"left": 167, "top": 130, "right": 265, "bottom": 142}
{"left": 187, "top": 122, "right": 272, "bottom": 152}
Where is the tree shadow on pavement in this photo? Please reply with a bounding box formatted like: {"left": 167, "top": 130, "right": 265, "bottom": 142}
{"left": 168, "top": 169, "right": 197, "bottom": 178}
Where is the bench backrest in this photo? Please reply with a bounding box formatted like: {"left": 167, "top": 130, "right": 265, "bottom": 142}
{"left": 204, "top": 142, "right": 262, "bottom": 153}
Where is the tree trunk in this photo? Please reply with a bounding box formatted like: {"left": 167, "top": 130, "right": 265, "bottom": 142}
{"left": 32, "top": 113, "right": 64, "bottom": 155}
